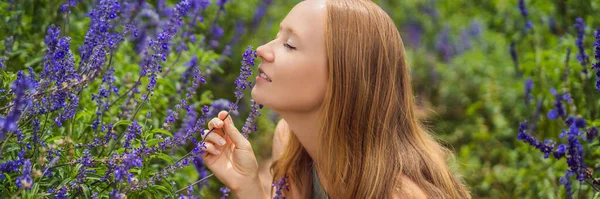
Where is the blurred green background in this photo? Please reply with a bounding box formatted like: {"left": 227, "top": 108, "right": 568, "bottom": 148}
{"left": 2, "top": 0, "right": 600, "bottom": 198}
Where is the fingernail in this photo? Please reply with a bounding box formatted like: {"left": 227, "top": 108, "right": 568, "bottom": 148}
{"left": 215, "top": 149, "right": 222, "bottom": 155}
{"left": 218, "top": 120, "right": 224, "bottom": 127}
{"left": 218, "top": 139, "right": 226, "bottom": 146}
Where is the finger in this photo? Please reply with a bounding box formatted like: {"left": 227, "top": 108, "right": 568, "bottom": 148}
{"left": 218, "top": 111, "right": 251, "bottom": 150}
{"left": 201, "top": 129, "right": 224, "bottom": 141}
{"left": 202, "top": 142, "right": 222, "bottom": 156}
{"left": 203, "top": 117, "right": 225, "bottom": 140}
{"left": 207, "top": 117, "right": 225, "bottom": 130}
{"left": 205, "top": 129, "right": 227, "bottom": 146}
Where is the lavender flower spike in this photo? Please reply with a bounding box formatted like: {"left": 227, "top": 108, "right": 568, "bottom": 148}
{"left": 592, "top": 28, "right": 600, "bottom": 90}
{"left": 241, "top": 99, "right": 263, "bottom": 138}
{"left": 232, "top": 46, "right": 257, "bottom": 108}
{"left": 574, "top": 18, "right": 589, "bottom": 70}
{"left": 518, "top": 0, "right": 533, "bottom": 31}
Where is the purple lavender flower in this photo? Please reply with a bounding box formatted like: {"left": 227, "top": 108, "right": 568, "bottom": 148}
{"left": 123, "top": 121, "right": 142, "bottom": 149}
{"left": 594, "top": 28, "right": 600, "bottom": 62}
{"left": 547, "top": 88, "right": 570, "bottom": 120}
{"left": 241, "top": 99, "right": 262, "bottom": 138}
{"left": 194, "top": 0, "right": 211, "bottom": 10}
{"left": 435, "top": 28, "right": 453, "bottom": 62}
{"left": 220, "top": 187, "right": 230, "bottom": 199}
{"left": 78, "top": 0, "right": 123, "bottom": 79}
{"left": 469, "top": 21, "right": 482, "bottom": 37}
{"left": 553, "top": 144, "right": 566, "bottom": 159}
{"left": 419, "top": 2, "right": 438, "bottom": 19}
{"left": 15, "top": 159, "right": 32, "bottom": 189}
{"left": 574, "top": 18, "right": 589, "bottom": 71}
{"left": 232, "top": 46, "right": 257, "bottom": 105}
{"left": 4, "top": 36, "right": 14, "bottom": 55}
{"left": 139, "top": 0, "right": 191, "bottom": 92}
{"left": 208, "top": 99, "right": 239, "bottom": 118}
{"left": 548, "top": 17, "right": 557, "bottom": 34}
{"left": 109, "top": 189, "right": 123, "bottom": 199}
{"left": 217, "top": 0, "right": 230, "bottom": 11}
{"left": 180, "top": 56, "right": 206, "bottom": 99}
{"left": 252, "top": 4, "right": 268, "bottom": 29}
{"left": 524, "top": 78, "right": 533, "bottom": 104}
{"left": 0, "top": 149, "right": 27, "bottom": 180}
{"left": 0, "top": 71, "right": 36, "bottom": 141}
{"left": 211, "top": 24, "right": 224, "bottom": 40}
{"left": 34, "top": 25, "right": 80, "bottom": 125}
{"left": 60, "top": 0, "right": 78, "bottom": 13}
{"left": 165, "top": 109, "right": 179, "bottom": 124}
{"left": 592, "top": 28, "right": 600, "bottom": 90}
{"left": 516, "top": 121, "right": 555, "bottom": 158}
{"left": 552, "top": 117, "right": 589, "bottom": 184}
{"left": 228, "top": 21, "right": 246, "bottom": 47}
{"left": 55, "top": 186, "right": 68, "bottom": 199}
{"left": 574, "top": 118, "right": 586, "bottom": 128}
{"left": 510, "top": 41, "right": 518, "bottom": 68}
{"left": 273, "top": 175, "right": 290, "bottom": 199}
{"left": 404, "top": 23, "right": 423, "bottom": 48}
{"left": 560, "top": 171, "right": 574, "bottom": 199}
{"left": 565, "top": 131, "right": 586, "bottom": 181}
{"left": 586, "top": 127, "right": 598, "bottom": 142}
{"left": 91, "top": 67, "right": 118, "bottom": 130}
{"left": 76, "top": 149, "right": 94, "bottom": 183}
{"left": 0, "top": 58, "right": 4, "bottom": 68}
{"left": 518, "top": 0, "right": 528, "bottom": 17}
{"left": 518, "top": 0, "right": 533, "bottom": 31}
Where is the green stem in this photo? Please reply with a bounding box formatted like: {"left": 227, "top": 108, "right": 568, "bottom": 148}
{"left": 10, "top": 189, "right": 22, "bottom": 199}
{"left": 170, "top": 173, "right": 214, "bottom": 197}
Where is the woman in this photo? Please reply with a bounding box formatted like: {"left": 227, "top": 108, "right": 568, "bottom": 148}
{"left": 200, "top": 0, "right": 471, "bottom": 198}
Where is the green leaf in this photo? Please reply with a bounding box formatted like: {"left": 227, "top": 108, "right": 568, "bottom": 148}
{"left": 113, "top": 120, "right": 132, "bottom": 128}
{"left": 80, "top": 184, "right": 90, "bottom": 198}
{"left": 152, "top": 153, "right": 174, "bottom": 164}
{"left": 153, "top": 185, "right": 173, "bottom": 198}
{"left": 149, "top": 128, "right": 174, "bottom": 138}
{"left": 200, "top": 90, "right": 214, "bottom": 105}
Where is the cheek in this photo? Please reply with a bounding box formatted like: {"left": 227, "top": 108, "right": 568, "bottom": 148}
{"left": 275, "top": 62, "right": 328, "bottom": 111}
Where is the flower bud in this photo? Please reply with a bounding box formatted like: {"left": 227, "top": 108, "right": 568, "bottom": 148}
{"left": 33, "top": 169, "right": 43, "bottom": 178}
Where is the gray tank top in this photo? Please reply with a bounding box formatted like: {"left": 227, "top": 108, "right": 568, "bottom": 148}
{"left": 311, "top": 163, "right": 330, "bottom": 199}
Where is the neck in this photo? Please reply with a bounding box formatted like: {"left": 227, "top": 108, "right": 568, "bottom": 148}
{"left": 276, "top": 107, "right": 331, "bottom": 196}
{"left": 276, "top": 108, "right": 321, "bottom": 162}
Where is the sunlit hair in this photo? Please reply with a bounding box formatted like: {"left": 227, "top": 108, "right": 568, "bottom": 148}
{"left": 271, "top": 0, "right": 471, "bottom": 198}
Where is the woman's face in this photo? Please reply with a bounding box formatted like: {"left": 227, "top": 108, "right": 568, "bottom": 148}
{"left": 251, "top": 0, "right": 328, "bottom": 114}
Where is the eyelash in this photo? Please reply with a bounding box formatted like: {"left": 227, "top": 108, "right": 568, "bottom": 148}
{"left": 284, "top": 43, "right": 296, "bottom": 50}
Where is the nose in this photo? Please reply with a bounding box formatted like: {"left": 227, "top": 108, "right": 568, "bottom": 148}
{"left": 256, "top": 43, "right": 274, "bottom": 63}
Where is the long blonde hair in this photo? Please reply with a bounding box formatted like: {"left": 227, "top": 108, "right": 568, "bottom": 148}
{"left": 271, "top": 0, "right": 470, "bottom": 198}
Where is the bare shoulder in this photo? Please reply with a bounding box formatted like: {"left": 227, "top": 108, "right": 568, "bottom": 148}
{"left": 392, "top": 174, "right": 428, "bottom": 199}
{"left": 274, "top": 119, "right": 290, "bottom": 139}
{"left": 272, "top": 119, "right": 290, "bottom": 160}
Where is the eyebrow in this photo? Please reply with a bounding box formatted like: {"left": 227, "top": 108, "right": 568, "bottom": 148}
{"left": 279, "top": 23, "right": 299, "bottom": 38}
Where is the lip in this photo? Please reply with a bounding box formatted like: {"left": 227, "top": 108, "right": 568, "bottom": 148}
{"left": 256, "top": 74, "right": 270, "bottom": 83}
{"left": 257, "top": 66, "right": 272, "bottom": 82}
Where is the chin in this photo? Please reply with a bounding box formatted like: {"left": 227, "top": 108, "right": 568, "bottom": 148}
{"left": 250, "top": 87, "right": 268, "bottom": 107}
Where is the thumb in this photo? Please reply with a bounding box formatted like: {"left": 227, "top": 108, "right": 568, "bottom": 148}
{"left": 218, "top": 111, "right": 251, "bottom": 150}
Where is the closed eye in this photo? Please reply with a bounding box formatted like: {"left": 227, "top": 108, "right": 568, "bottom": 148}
{"left": 284, "top": 43, "right": 296, "bottom": 50}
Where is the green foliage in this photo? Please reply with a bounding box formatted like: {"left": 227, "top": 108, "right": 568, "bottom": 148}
{"left": 2, "top": 0, "right": 600, "bottom": 198}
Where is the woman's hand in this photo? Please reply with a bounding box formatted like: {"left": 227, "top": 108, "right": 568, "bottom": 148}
{"left": 201, "top": 111, "right": 267, "bottom": 198}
